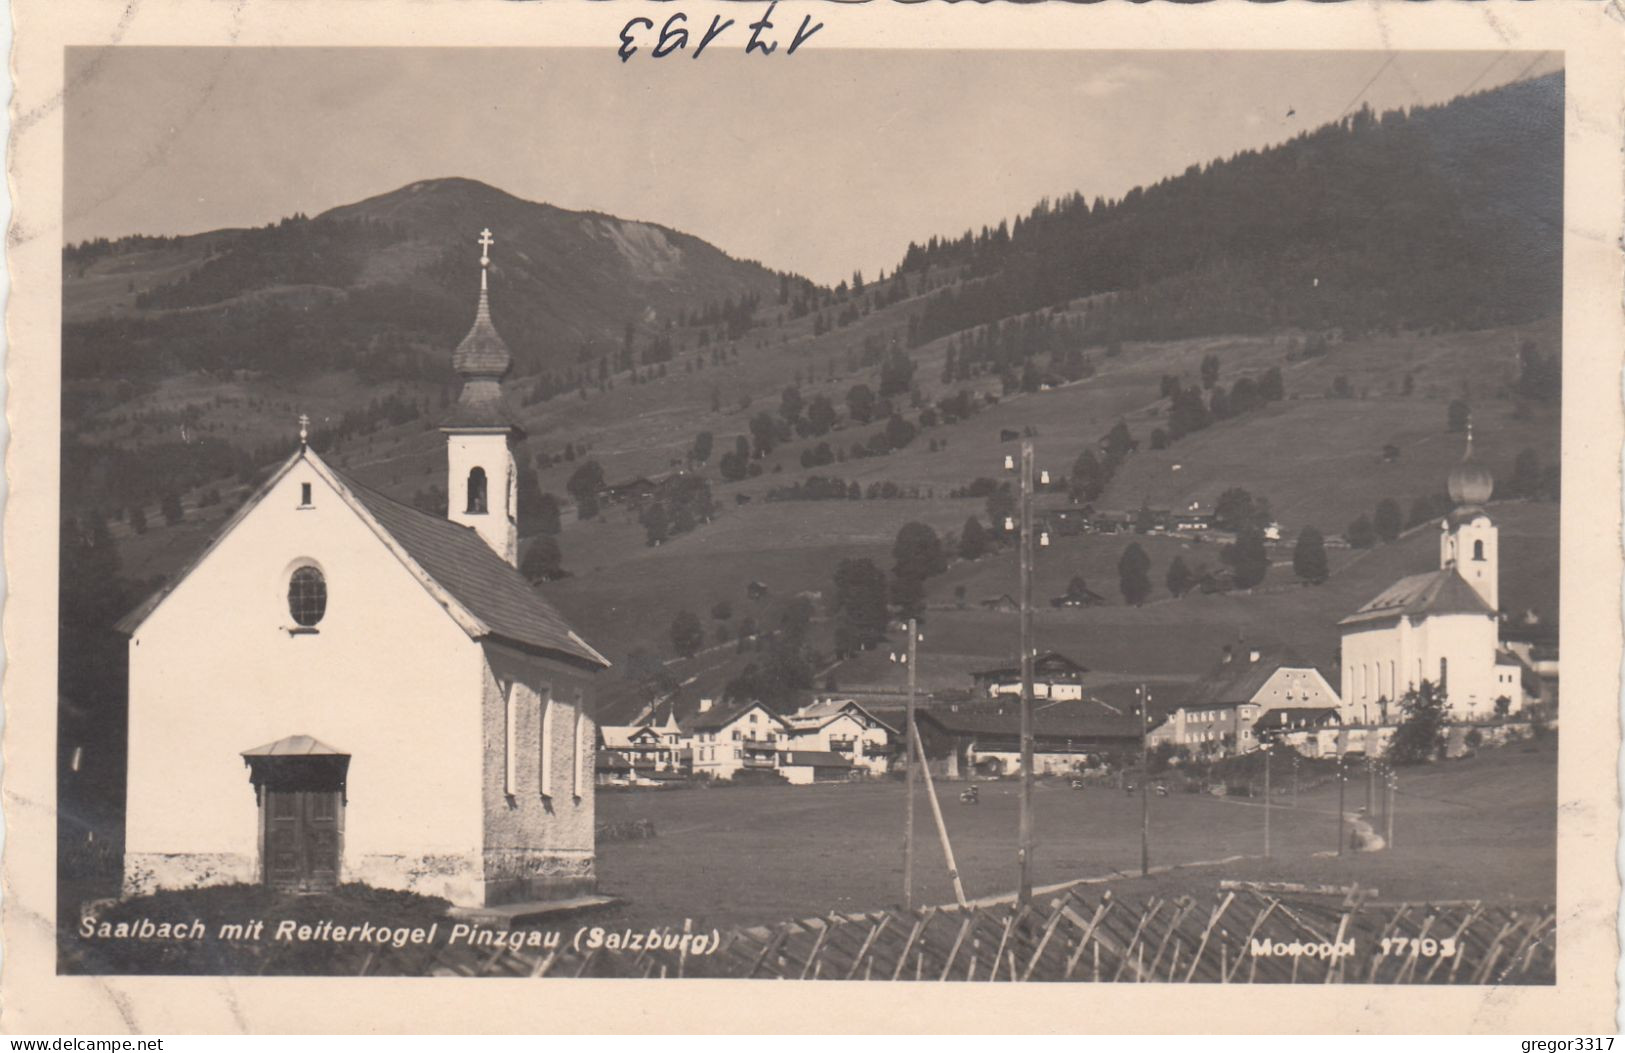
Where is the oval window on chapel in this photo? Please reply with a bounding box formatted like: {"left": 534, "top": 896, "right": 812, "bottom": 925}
{"left": 288, "top": 565, "right": 328, "bottom": 627}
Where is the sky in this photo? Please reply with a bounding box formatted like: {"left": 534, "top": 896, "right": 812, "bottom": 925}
{"left": 64, "top": 48, "right": 1562, "bottom": 286}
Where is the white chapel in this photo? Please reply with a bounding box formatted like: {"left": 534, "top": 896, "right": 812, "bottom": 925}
{"left": 118, "top": 231, "right": 610, "bottom": 906}
{"left": 1337, "top": 428, "right": 1524, "bottom": 723}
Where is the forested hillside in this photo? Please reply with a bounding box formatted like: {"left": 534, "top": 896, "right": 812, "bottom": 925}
{"left": 899, "top": 73, "right": 1562, "bottom": 352}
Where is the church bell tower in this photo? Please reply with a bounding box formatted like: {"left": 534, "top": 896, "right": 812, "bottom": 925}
{"left": 1439, "top": 422, "right": 1498, "bottom": 611}
{"left": 442, "top": 228, "right": 522, "bottom": 566}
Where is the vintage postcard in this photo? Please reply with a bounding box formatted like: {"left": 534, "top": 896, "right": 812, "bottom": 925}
{"left": 5, "top": 0, "right": 1622, "bottom": 1035}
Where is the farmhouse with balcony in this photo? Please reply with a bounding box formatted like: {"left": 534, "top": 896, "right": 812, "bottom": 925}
{"left": 971, "top": 651, "right": 1091, "bottom": 701}
{"left": 913, "top": 700, "right": 1139, "bottom": 778}
{"left": 685, "top": 698, "right": 788, "bottom": 780}
{"left": 782, "top": 698, "right": 898, "bottom": 776}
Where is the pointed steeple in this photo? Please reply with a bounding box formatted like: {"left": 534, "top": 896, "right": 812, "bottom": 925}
{"left": 443, "top": 228, "right": 521, "bottom": 432}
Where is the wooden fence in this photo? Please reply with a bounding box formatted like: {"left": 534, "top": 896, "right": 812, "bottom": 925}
{"left": 399, "top": 888, "right": 1555, "bottom": 983}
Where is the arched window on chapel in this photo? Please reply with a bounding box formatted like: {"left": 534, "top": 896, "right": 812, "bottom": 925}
{"left": 1472, "top": 539, "right": 1485, "bottom": 561}
{"left": 466, "top": 467, "right": 488, "bottom": 514}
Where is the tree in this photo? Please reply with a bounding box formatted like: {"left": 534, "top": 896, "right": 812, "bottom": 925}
{"left": 1224, "top": 526, "right": 1269, "bottom": 589}
{"left": 566, "top": 460, "right": 605, "bottom": 509}
{"left": 985, "top": 487, "right": 1016, "bottom": 535}
{"left": 959, "top": 516, "right": 989, "bottom": 561}
{"left": 711, "top": 600, "right": 733, "bottom": 622}
{"left": 1346, "top": 513, "right": 1376, "bottom": 549}
{"left": 1200, "top": 352, "right": 1220, "bottom": 390}
{"left": 1292, "top": 526, "right": 1329, "bottom": 584}
{"left": 1259, "top": 367, "right": 1285, "bottom": 402}
{"left": 669, "top": 609, "right": 705, "bottom": 658}
{"left": 1165, "top": 555, "right": 1193, "bottom": 597}
{"left": 520, "top": 536, "right": 566, "bottom": 583}
{"left": 1214, "top": 487, "right": 1270, "bottom": 533}
{"left": 1373, "top": 498, "right": 1403, "bottom": 543}
{"left": 878, "top": 350, "right": 916, "bottom": 399}
{"left": 876, "top": 412, "right": 911, "bottom": 449}
{"left": 1118, "top": 542, "right": 1152, "bottom": 606}
{"left": 516, "top": 473, "right": 554, "bottom": 538}
{"left": 1069, "top": 449, "right": 1107, "bottom": 503}
{"left": 780, "top": 385, "right": 803, "bottom": 423}
{"left": 749, "top": 411, "right": 779, "bottom": 457}
{"left": 691, "top": 431, "right": 714, "bottom": 464}
{"left": 832, "top": 558, "right": 890, "bottom": 656}
{"left": 1508, "top": 448, "right": 1542, "bottom": 498}
{"left": 1389, "top": 680, "right": 1450, "bottom": 764}
{"left": 846, "top": 383, "right": 876, "bottom": 424}
{"left": 892, "top": 522, "right": 946, "bottom": 618}
{"left": 1447, "top": 399, "right": 1471, "bottom": 433}
{"left": 642, "top": 501, "right": 669, "bottom": 546}
{"left": 719, "top": 435, "right": 750, "bottom": 481}
{"left": 805, "top": 394, "right": 837, "bottom": 436}
{"left": 160, "top": 491, "right": 184, "bottom": 527}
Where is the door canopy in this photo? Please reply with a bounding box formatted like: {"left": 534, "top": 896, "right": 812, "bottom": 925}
{"left": 241, "top": 734, "right": 350, "bottom": 793}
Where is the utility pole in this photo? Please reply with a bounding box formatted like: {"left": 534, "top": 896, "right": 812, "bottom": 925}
{"left": 1263, "top": 745, "right": 1272, "bottom": 859}
{"left": 1017, "top": 439, "right": 1036, "bottom": 906}
{"left": 1139, "top": 685, "right": 1150, "bottom": 877}
{"left": 1336, "top": 753, "right": 1346, "bottom": 856}
{"left": 903, "top": 617, "right": 918, "bottom": 910}
{"left": 1386, "top": 770, "right": 1397, "bottom": 848}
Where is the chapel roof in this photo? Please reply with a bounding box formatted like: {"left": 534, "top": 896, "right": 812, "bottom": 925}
{"left": 340, "top": 470, "right": 605, "bottom": 668}
{"left": 1339, "top": 568, "right": 1495, "bottom": 628}
{"left": 116, "top": 447, "right": 608, "bottom": 671}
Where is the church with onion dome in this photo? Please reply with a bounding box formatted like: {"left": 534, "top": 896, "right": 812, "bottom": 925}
{"left": 1337, "top": 427, "right": 1527, "bottom": 723}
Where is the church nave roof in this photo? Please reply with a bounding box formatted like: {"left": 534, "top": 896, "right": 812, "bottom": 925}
{"left": 1339, "top": 567, "right": 1495, "bottom": 628}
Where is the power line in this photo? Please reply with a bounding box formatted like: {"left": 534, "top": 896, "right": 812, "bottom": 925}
{"left": 1505, "top": 51, "right": 1552, "bottom": 87}
{"left": 1458, "top": 52, "right": 1507, "bottom": 98}
{"left": 1337, "top": 54, "right": 1396, "bottom": 121}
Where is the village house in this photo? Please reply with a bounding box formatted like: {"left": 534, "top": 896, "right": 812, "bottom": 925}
{"left": 1338, "top": 428, "right": 1533, "bottom": 722}
{"left": 117, "top": 231, "right": 610, "bottom": 908}
{"left": 684, "top": 698, "right": 788, "bottom": 780}
{"left": 913, "top": 699, "right": 1140, "bottom": 778}
{"left": 971, "top": 651, "right": 1091, "bottom": 701}
{"left": 782, "top": 698, "right": 898, "bottom": 776}
{"left": 1147, "top": 644, "right": 1340, "bottom": 757}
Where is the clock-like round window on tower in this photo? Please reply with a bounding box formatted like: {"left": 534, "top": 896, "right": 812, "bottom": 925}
{"left": 288, "top": 565, "right": 328, "bottom": 627}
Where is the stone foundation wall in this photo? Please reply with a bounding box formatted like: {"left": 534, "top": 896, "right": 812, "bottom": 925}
{"left": 480, "top": 848, "right": 595, "bottom": 905}
{"left": 123, "top": 852, "right": 257, "bottom": 897}
{"left": 354, "top": 852, "right": 483, "bottom": 905}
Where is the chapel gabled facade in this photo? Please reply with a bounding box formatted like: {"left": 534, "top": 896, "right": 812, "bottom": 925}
{"left": 119, "top": 231, "right": 609, "bottom": 907}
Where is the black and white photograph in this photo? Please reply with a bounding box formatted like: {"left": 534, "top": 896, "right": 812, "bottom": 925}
{"left": 8, "top": 1, "right": 1624, "bottom": 1033}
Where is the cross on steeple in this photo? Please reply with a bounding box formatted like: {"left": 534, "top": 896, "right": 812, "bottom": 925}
{"left": 478, "top": 228, "right": 494, "bottom": 291}
{"left": 298, "top": 413, "right": 310, "bottom": 448}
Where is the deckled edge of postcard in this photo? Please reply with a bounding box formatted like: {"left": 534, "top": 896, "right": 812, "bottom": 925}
{"left": 3, "top": 0, "right": 1620, "bottom": 1034}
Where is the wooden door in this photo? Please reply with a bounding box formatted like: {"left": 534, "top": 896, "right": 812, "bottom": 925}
{"left": 263, "top": 789, "right": 342, "bottom": 892}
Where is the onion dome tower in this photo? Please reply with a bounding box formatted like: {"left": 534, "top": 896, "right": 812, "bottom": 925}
{"left": 1440, "top": 420, "right": 1498, "bottom": 610}
{"left": 442, "top": 228, "right": 523, "bottom": 566}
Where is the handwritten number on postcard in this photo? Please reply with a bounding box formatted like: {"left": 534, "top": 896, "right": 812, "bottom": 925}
{"left": 619, "top": 3, "right": 823, "bottom": 62}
